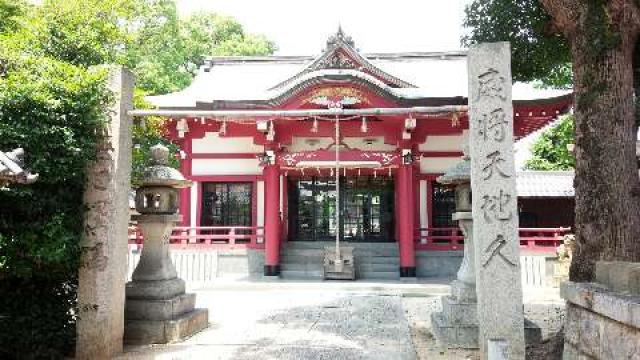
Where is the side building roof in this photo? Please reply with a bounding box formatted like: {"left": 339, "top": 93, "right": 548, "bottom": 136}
{"left": 516, "top": 171, "right": 574, "bottom": 198}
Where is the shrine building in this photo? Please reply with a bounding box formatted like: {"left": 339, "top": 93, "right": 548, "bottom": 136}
{"left": 147, "top": 29, "right": 573, "bottom": 278}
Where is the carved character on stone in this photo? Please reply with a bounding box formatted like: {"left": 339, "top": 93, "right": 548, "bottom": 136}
{"left": 477, "top": 68, "right": 507, "bottom": 100}
{"left": 478, "top": 108, "right": 508, "bottom": 142}
{"left": 482, "top": 150, "right": 511, "bottom": 180}
{"left": 480, "top": 189, "right": 512, "bottom": 223}
{"left": 482, "top": 234, "right": 516, "bottom": 268}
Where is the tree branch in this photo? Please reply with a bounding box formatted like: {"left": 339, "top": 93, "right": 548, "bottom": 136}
{"left": 539, "top": 0, "right": 581, "bottom": 35}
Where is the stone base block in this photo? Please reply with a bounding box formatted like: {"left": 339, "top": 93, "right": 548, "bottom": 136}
{"left": 595, "top": 261, "right": 640, "bottom": 295}
{"left": 431, "top": 312, "right": 479, "bottom": 349}
{"left": 441, "top": 295, "right": 478, "bottom": 326}
{"left": 450, "top": 280, "right": 476, "bottom": 302}
{"left": 125, "top": 293, "right": 195, "bottom": 321}
{"left": 124, "top": 308, "right": 209, "bottom": 345}
{"left": 126, "top": 277, "right": 185, "bottom": 300}
{"left": 432, "top": 311, "right": 541, "bottom": 350}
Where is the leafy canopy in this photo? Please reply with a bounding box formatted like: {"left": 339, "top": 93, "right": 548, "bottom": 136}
{"left": 0, "top": 0, "right": 276, "bottom": 355}
{"left": 6, "top": 0, "right": 276, "bottom": 95}
{"left": 0, "top": 52, "right": 110, "bottom": 357}
{"left": 525, "top": 116, "right": 575, "bottom": 170}
{"left": 462, "top": 0, "right": 572, "bottom": 88}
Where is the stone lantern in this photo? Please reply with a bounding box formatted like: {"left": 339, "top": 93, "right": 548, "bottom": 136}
{"left": 431, "top": 148, "right": 479, "bottom": 349}
{"left": 124, "top": 144, "right": 208, "bottom": 344}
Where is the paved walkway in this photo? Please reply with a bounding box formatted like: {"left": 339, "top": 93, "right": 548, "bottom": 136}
{"left": 118, "top": 280, "right": 563, "bottom": 360}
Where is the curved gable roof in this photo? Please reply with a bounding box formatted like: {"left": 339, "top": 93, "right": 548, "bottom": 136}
{"left": 270, "top": 27, "right": 416, "bottom": 90}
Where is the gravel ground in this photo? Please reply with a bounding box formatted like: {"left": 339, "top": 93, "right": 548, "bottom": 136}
{"left": 118, "top": 280, "right": 564, "bottom": 360}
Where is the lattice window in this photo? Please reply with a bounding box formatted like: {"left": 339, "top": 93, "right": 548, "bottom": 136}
{"left": 432, "top": 183, "right": 456, "bottom": 228}
{"left": 201, "top": 182, "right": 252, "bottom": 227}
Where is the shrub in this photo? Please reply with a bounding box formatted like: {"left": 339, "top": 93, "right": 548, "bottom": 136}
{"left": 0, "top": 54, "right": 109, "bottom": 357}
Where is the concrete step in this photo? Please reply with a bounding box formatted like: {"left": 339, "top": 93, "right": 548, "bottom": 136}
{"left": 285, "top": 242, "right": 398, "bottom": 249}
{"left": 356, "top": 263, "right": 399, "bottom": 273}
{"left": 280, "top": 270, "right": 323, "bottom": 279}
{"left": 280, "top": 263, "right": 323, "bottom": 271}
{"left": 357, "top": 271, "right": 400, "bottom": 280}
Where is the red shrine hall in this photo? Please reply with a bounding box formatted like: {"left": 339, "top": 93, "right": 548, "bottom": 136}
{"left": 148, "top": 29, "right": 573, "bottom": 278}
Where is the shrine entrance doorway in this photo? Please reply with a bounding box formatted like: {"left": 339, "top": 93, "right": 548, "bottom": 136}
{"left": 288, "top": 176, "right": 395, "bottom": 243}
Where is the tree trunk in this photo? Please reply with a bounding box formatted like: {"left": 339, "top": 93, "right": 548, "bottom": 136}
{"left": 567, "top": 12, "right": 640, "bottom": 281}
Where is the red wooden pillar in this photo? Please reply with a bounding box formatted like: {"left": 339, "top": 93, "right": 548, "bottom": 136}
{"left": 263, "top": 163, "right": 281, "bottom": 276}
{"left": 396, "top": 163, "right": 416, "bottom": 277}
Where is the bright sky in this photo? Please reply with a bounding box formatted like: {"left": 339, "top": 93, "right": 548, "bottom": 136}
{"left": 176, "top": 0, "right": 471, "bottom": 55}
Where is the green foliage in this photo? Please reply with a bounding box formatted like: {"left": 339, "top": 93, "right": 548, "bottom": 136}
{"left": 131, "top": 10, "right": 277, "bottom": 94}
{"left": 132, "top": 91, "right": 179, "bottom": 187}
{"left": 462, "top": 0, "right": 572, "bottom": 88}
{"left": 0, "top": 0, "right": 24, "bottom": 34}
{"left": 0, "top": 54, "right": 110, "bottom": 356}
{"left": 0, "top": 1, "right": 276, "bottom": 355}
{"left": 525, "top": 116, "right": 576, "bottom": 170}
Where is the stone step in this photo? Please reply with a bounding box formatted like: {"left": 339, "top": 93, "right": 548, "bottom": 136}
{"left": 281, "top": 253, "right": 399, "bottom": 261}
{"left": 280, "top": 270, "right": 324, "bottom": 279}
{"left": 356, "top": 263, "right": 399, "bottom": 273}
{"left": 356, "top": 271, "right": 400, "bottom": 280}
{"left": 440, "top": 295, "right": 478, "bottom": 326}
{"left": 280, "top": 263, "right": 322, "bottom": 271}
{"left": 282, "top": 248, "right": 399, "bottom": 258}
{"left": 285, "top": 242, "right": 399, "bottom": 250}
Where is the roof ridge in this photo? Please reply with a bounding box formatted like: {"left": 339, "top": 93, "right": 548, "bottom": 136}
{"left": 203, "top": 51, "right": 469, "bottom": 65}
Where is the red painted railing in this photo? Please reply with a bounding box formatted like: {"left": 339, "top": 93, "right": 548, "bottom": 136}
{"left": 416, "top": 227, "right": 571, "bottom": 253}
{"left": 128, "top": 226, "right": 264, "bottom": 249}
{"left": 129, "top": 226, "right": 570, "bottom": 253}
{"left": 416, "top": 227, "right": 465, "bottom": 251}
{"left": 518, "top": 227, "right": 572, "bottom": 253}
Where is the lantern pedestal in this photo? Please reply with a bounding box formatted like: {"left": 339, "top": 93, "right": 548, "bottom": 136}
{"left": 124, "top": 214, "right": 209, "bottom": 344}
{"left": 431, "top": 211, "right": 480, "bottom": 349}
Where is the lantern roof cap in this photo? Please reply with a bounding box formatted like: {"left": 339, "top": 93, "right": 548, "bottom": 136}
{"left": 139, "top": 144, "right": 191, "bottom": 188}
{"left": 437, "top": 146, "right": 470, "bottom": 185}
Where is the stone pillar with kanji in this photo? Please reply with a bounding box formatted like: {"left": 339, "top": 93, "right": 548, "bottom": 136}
{"left": 468, "top": 42, "right": 525, "bottom": 359}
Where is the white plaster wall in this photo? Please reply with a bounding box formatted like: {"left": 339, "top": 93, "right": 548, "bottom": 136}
{"left": 343, "top": 136, "right": 396, "bottom": 151}
{"left": 190, "top": 182, "right": 198, "bottom": 228}
{"left": 256, "top": 180, "right": 264, "bottom": 243}
{"left": 287, "top": 137, "right": 334, "bottom": 152}
{"left": 257, "top": 181, "right": 265, "bottom": 226}
{"left": 418, "top": 132, "right": 466, "bottom": 152}
{"left": 419, "top": 157, "right": 460, "bottom": 174}
{"left": 192, "top": 159, "right": 261, "bottom": 175}
{"left": 419, "top": 180, "right": 428, "bottom": 239}
{"left": 192, "top": 132, "right": 263, "bottom": 153}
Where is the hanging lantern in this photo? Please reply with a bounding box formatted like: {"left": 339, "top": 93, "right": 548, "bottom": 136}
{"left": 311, "top": 117, "right": 319, "bottom": 133}
{"left": 360, "top": 116, "right": 368, "bottom": 133}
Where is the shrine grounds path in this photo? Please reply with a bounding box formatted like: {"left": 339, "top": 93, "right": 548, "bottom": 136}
{"left": 118, "top": 280, "right": 564, "bottom": 360}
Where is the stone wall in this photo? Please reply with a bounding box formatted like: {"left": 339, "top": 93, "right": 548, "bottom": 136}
{"left": 75, "top": 67, "right": 133, "bottom": 359}
{"left": 416, "top": 251, "right": 463, "bottom": 278}
{"left": 127, "top": 247, "right": 265, "bottom": 285}
{"left": 561, "top": 262, "right": 640, "bottom": 359}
